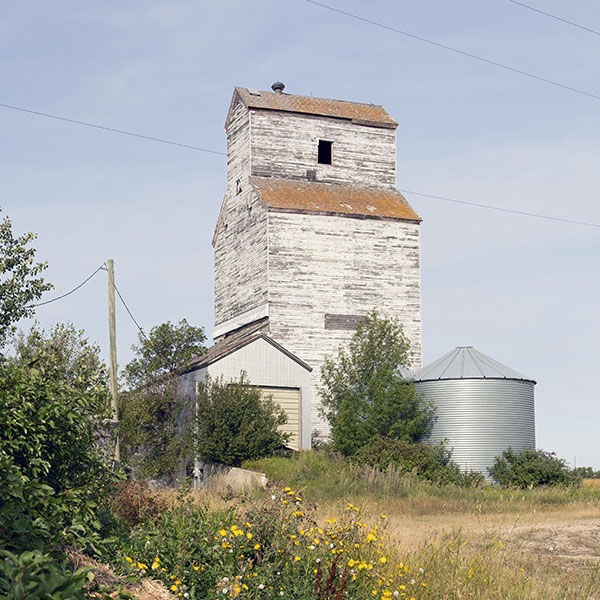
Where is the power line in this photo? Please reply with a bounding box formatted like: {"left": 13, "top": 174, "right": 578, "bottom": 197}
{"left": 505, "top": 0, "right": 600, "bottom": 38}
{"left": 304, "top": 0, "right": 600, "bottom": 102}
{"left": 113, "top": 282, "right": 149, "bottom": 343}
{"left": 400, "top": 189, "right": 600, "bottom": 229}
{"left": 0, "top": 101, "right": 226, "bottom": 155}
{"left": 113, "top": 282, "right": 198, "bottom": 383}
{"left": 29, "top": 264, "right": 105, "bottom": 307}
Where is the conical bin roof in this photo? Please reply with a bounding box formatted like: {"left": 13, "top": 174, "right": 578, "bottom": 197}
{"left": 414, "top": 346, "right": 535, "bottom": 383}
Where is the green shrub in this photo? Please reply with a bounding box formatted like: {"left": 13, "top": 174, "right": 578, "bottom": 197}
{"left": 0, "top": 357, "right": 119, "bottom": 555}
{"left": 489, "top": 448, "right": 580, "bottom": 488}
{"left": 0, "top": 550, "right": 93, "bottom": 600}
{"left": 353, "top": 437, "right": 485, "bottom": 487}
{"left": 195, "top": 374, "right": 289, "bottom": 467}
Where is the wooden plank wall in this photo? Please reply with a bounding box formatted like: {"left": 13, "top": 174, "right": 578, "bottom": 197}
{"left": 250, "top": 111, "right": 397, "bottom": 189}
{"left": 267, "top": 211, "right": 422, "bottom": 437}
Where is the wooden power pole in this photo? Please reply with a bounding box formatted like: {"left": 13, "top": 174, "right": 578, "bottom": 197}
{"left": 107, "top": 259, "right": 120, "bottom": 464}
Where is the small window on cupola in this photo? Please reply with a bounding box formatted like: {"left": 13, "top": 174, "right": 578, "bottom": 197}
{"left": 318, "top": 140, "right": 332, "bottom": 165}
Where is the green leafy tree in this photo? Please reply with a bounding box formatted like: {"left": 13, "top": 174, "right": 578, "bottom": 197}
{"left": 119, "top": 378, "right": 192, "bottom": 481}
{"left": 489, "top": 448, "right": 580, "bottom": 488}
{"left": 11, "top": 322, "right": 106, "bottom": 390}
{"left": 120, "top": 319, "right": 206, "bottom": 480}
{"left": 123, "top": 319, "right": 206, "bottom": 388}
{"left": 319, "top": 310, "right": 435, "bottom": 456}
{"left": 195, "top": 375, "right": 289, "bottom": 467}
{"left": 0, "top": 211, "right": 53, "bottom": 349}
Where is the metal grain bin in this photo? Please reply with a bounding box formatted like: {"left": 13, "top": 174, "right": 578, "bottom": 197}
{"left": 413, "top": 346, "right": 536, "bottom": 480}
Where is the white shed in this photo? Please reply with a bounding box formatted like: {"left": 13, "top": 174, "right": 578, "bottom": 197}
{"left": 179, "top": 320, "right": 312, "bottom": 451}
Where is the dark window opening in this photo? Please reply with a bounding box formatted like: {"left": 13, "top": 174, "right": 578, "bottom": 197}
{"left": 318, "top": 140, "right": 332, "bottom": 165}
{"left": 236, "top": 179, "right": 242, "bottom": 195}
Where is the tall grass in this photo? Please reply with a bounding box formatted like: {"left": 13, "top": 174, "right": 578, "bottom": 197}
{"left": 245, "top": 451, "right": 600, "bottom": 515}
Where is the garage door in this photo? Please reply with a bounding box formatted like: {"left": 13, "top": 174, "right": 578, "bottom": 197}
{"left": 260, "top": 387, "right": 300, "bottom": 451}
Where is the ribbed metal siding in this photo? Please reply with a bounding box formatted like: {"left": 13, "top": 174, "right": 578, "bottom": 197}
{"left": 415, "top": 379, "right": 535, "bottom": 480}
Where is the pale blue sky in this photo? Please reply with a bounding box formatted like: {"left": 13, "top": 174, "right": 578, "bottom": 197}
{"left": 2, "top": 1, "right": 599, "bottom": 467}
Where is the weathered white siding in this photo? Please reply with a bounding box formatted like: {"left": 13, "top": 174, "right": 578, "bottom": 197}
{"left": 226, "top": 99, "right": 251, "bottom": 196}
{"left": 213, "top": 90, "right": 422, "bottom": 441}
{"left": 213, "top": 189, "right": 268, "bottom": 326}
{"left": 250, "top": 111, "right": 396, "bottom": 189}
{"left": 267, "top": 211, "right": 422, "bottom": 436}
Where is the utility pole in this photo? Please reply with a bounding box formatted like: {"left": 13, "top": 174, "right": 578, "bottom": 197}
{"left": 107, "top": 259, "right": 120, "bottom": 465}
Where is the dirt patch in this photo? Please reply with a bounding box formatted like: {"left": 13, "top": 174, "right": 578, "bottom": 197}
{"left": 503, "top": 518, "right": 600, "bottom": 568}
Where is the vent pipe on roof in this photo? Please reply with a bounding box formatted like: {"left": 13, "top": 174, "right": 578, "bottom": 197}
{"left": 271, "top": 81, "right": 285, "bottom": 94}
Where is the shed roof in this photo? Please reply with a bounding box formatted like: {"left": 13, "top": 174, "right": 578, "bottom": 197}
{"left": 226, "top": 87, "right": 397, "bottom": 129}
{"left": 413, "top": 346, "right": 535, "bottom": 383}
{"left": 250, "top": 177, "right": 421, "bottom": 222}
{"left": 180, "top": 318, "right": 312, "bottom": 374}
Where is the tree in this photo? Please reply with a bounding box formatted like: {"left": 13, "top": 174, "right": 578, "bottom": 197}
{"left": 10, "top": 322, "right": 106, "bottom": 390}
{"left": 319, "top": 310, "right": 435, "bottom": 456}
{"left": 195, "top": 375, "right": 289, "bottom": 467}
{"left": 123, "top": 319, "right": 206, "bottom": 388}
{"left": 0, "top": 212, "right": 53, "bottom": 349}
{"left": 120, "top": 319, "right": 207, "bottom": 480}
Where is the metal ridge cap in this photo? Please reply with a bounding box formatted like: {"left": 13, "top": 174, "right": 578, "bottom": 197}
{"left": 414, "top": 375, "right": 537, "bottom": 384}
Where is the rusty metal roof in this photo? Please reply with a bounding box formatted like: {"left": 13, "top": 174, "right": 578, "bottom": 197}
{"left": 226, "top": 87, "right": 397, "bottom": 129}
{"left": 250, "top": 177, "right": 421, "bottom": 222}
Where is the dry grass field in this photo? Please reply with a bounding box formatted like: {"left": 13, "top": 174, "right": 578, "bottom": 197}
{"left": 241, "top": 453, "right": 600, "bottom": 599}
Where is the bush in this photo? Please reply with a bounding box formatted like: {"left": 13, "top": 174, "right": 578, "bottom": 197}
{"left": 0, "top": 550, "right": 93, "bottom": 600}
{"left": 109, "top": 479, "right": 166, "bottom": 527}
{"left": 489, "top": 448, "right": 580, "bottom": 488}
{"left": 195, "top": 374, "right": 289, "bottom": 467}
{"left": 353, "top": 437, "right": 485, "bottom": 487}
{"left": 0, "top": 357, "right": 119, "bottom": 554}
{"left": 319, "top": 311, "right": 435, "bottom": 456}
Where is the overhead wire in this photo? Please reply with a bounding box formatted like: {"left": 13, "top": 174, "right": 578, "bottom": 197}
{"left": 28, "top": 264, "right": 106, "bottom": 307}
{"left": 399, "top": 189, "right": 600, "bottom": 229}
{"left": 303, "top": 0, "right": 600, "bottom": 102}
{"left": 0, "top": 101, "right": 226, "bottom": 155}
{"left": 113, "top": 281, "right": 199, "bottom": 384}
{"left": 0, "top": 11, "right": 597, "bottom": 231}
{"left": 505, "top": 0, "right": 600, "bottom": 37}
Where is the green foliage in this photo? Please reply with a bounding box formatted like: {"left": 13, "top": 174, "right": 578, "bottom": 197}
{"left": 195, "top": 375, "right": 289, "bottom": 467}
{"left": 123, "top": 319, "right": 206, "bottom": 388}
{"left": 0, "top": 212, "right": 53, "bottom": 349}
{"left": 113, "top": 487, "right": 421, "bottom": 600}
{"left": 120, "top": 319, "right": 206, "bottom": 480}
{"left": 573, "top": 466, "right": 600, "bottom": 479}
{"left": 353, "top": 437, "right": 485, "bottom": 487}
{"left": 319, "top": 310, "right": 435, "bottom": 456}
{"left": 0, "top": 353, "right": 119, "bottom": 554}
{"left": 489, "top": 448, "right": 580, "bottom": 488}
{"left": 119, "top": 377, "right": 192, "bottom": 481}
{"left": 10, "top": 322, "right": 106, "bottom": 390}
{"left": 0, "top": 550, "right": 93, "bottom": 600}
